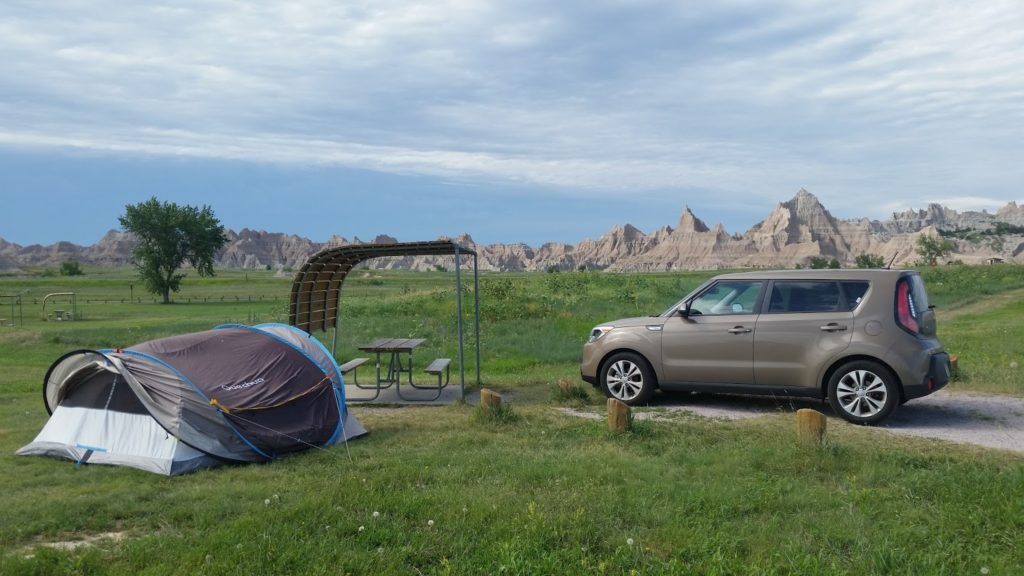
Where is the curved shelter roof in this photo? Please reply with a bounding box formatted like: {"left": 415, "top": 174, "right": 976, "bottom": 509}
{"left": 289, "top": 240, "right": 477, "bottom": 333}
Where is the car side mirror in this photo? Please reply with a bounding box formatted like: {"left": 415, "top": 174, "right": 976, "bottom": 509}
{"left": 919, "top": 309, "right": 937, "bottom": 337}
{"left": 678, "top": 302, "right": 691, "bottom": 317}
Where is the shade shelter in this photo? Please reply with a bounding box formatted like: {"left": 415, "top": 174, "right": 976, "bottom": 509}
{"left": 288, "top": 240, "right": 481, "bottom": 398}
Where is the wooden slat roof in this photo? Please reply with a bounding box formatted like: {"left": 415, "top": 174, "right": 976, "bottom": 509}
{"left": 288, "top": 240, "right": 476, "bottom": 333}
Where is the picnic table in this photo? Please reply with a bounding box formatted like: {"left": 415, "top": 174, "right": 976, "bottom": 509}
{"left": 347, "top": 338, "right": 451, "bottom": 402}
{"left": 358, "top": 337, "right": 426, "bottom": 388}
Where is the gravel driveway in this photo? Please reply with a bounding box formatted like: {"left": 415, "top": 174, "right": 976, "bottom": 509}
{"left": 563, "top": 390, "right": 1024, "bottom": 455}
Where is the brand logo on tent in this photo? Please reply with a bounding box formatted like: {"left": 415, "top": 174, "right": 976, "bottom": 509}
{"left": 222, "top": 377, "right": 265, "bottom": 391}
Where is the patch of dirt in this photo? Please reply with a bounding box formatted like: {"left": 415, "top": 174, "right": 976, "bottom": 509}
{"left": 560, "top": 390, "right": 1024, "bottom": 455}
{"left": 24, "top": 531, "right": 128, "bottom": 557}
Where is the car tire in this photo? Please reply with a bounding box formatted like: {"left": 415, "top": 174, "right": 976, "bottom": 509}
{"left": 600, "top": 352, "right": 656, "bottom": 405}
{"left": 827, "top": 360, "right": 899, "bottom": 425}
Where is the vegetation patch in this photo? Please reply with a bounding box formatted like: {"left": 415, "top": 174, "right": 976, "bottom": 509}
{"left": 1, "top": 265, "right": 1023, "bottom": 573}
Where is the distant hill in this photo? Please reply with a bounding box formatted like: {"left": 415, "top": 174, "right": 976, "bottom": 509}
{"left": 2, "top": 190, "right": 1023, "bottom": 273}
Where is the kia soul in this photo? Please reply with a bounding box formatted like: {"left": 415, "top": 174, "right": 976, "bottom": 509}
{"left": 580, "top": 269, "right": 950, "bottom": 425}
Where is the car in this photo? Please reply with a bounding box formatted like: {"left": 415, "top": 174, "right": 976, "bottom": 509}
{"left": 580, "top": 269, "right": 951, "bottom": 425}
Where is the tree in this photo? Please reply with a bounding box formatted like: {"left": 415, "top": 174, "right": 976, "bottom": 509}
{"left": 60, "top": 260, "right": 84, "bottom": 276}
{"left": 915, "top": 234, "right": 954, "bottom": 267}
{"left": 854, "top": 253, "right": 885, "bottom": 268}
{"left": 119, "top": 198, "right": 228, "bottom": 303}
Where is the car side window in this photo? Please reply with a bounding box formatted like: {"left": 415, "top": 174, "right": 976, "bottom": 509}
{"left": 689, "top": 281, "right": 763, "bottom": 315}
{"left": 767, "top": 281, "right": 841, "bottom": 313}
{"left": 840, "top": 281, "right": 870, "bottom": 310}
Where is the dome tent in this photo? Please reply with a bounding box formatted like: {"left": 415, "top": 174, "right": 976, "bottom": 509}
{"left": 17, "top": 323, "right": 365, "bottom": 475}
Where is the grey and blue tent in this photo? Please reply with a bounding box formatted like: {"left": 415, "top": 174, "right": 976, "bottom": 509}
{"left": 17, "top": 323, "right": 365, "bottom": 475}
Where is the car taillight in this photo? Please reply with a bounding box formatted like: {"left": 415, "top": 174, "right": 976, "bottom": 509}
{"left": 897, "top": 280, "right": 919, "bottom": 334}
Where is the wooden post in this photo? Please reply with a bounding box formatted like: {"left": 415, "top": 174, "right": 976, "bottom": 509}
{"left": 607, "top": 398, "right": 631, "bottom": 432}
{"left": 796, "top": 409, "right": 827, "bottom": 446}
{"left": 480, "top": 388, "right": 502, "bottom": 409}
{"left": 949, "top": 354, "right": 958, "bottom": 374}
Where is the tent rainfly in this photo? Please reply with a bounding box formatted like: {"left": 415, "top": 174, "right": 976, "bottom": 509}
{"left": 17, "top": 323, "right": 365, "bottom": 475}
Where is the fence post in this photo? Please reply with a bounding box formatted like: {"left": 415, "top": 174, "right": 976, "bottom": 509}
{"left": 796, "top": 409, "right": 827, "bottom": 446}
{"left": 480, "top": 388, "right": 502, "bottom": 409}
{"left": 607, "top": 398, "right": 630, "bottom": 432}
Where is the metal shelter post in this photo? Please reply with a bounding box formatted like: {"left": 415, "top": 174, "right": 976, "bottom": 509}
{"left": 455, "top": 248, "right": 465, "bottom": 397}
{"left": 473, "top": 253, "right": 481, "bottom": 384}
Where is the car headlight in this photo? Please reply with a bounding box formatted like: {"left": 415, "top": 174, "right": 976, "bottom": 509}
{"left": 588, "top": 325, "right": 613, "bottom": 343}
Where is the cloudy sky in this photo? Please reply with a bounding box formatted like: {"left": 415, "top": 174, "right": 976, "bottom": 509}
{"left": 2, "top": 0, "right": 1022, "bottom": 246}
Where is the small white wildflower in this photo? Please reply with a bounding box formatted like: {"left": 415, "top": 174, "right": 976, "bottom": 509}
{"left": 358, "top": 526, "right": 365, "bottom": 532}
{"left": 377, "top": 547, "right": 384, "bottom": 554}
{"left": 264, "top": 499, "right": 271, "bottom": 506}
{"left": 373, "top": 511, "right": 380, "bottom": 518}
{"left": 1010, "top": 362, "right": 1019, "bottom": 369}
{"left": 205, "top": 554, "right": 213, "bottom": 564}
{"left": 273, "top": 494, "right": 280, "bottom": 501}
{"left": 427, "top": 519, "right": 435, "bottom": 527}
{"left": 462, "top": 507, "right": 468, "bottom": 513}
{"left": 981, "top": 568, "right": 990, "bottom": 575}
{"left": 627, "top": 538, "right": 635, "bottom": 546}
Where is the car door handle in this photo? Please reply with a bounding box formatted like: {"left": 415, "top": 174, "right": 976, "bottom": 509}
{"left": 727, "top": 326, "right": 752, "bottom": 334}
{"left": 820, "top": 323, "right": 848, "bottom": 332}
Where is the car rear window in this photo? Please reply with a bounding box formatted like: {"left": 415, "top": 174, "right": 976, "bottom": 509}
{"left": 767, "top": 281, "right": 841, "bottom": 313}
{"left": 840, "top": 281, "right": 870, "bottom": 310}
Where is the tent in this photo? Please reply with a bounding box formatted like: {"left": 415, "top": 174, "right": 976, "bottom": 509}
{"left": 17, "top": 323, "right": 365, "bottom": 475}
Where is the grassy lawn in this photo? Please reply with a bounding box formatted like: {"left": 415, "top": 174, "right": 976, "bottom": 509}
{"left": 1, "top": 265, "right": 1023, "bottom": 574}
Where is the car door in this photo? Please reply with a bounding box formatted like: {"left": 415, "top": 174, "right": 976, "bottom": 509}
{"left": 661, "top": 280, "right": 764, "bottom": 385}
{"left": 753, "top": 280, "right": 854, "bottom": 389}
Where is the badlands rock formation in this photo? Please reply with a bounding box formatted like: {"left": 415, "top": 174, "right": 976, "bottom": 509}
{"left": 2, "top": 190, "right": 1022, "bottom": 272}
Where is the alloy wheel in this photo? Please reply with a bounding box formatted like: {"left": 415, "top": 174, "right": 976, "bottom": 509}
{"left": 835, "top": 369, "right": 888, "bottom": 418}
{"left": 607, "top": 359, "right": 644, "bottom": 401}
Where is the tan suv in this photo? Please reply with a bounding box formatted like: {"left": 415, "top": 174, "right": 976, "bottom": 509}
{"left": 580, "top": 269, "right": 950, "bottom": 425}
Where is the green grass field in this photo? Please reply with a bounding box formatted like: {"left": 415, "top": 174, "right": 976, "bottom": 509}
{"left": 1, "top": 265, "right": 1023, "bottom": 574}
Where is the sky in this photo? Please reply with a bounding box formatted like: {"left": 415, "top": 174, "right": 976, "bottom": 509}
{"left": 1, "top": 0, "right": 1022, "bottom": 247}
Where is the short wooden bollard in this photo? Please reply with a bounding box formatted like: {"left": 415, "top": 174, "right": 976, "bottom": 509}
{"left": 796, "top": 408, "right": 827, "bottom": 446}
{"left": 608, "top": 398, "right": 631, "bottom": 432}
{"left": 949, "top": 354, "right": 958, "bottom": 374}
{"left": 480, "top": 388, "right": 502, "bottom": 409}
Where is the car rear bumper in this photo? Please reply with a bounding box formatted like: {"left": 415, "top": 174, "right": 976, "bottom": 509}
{"left": 903, "top": 352, "right": 951, "bottom": 400}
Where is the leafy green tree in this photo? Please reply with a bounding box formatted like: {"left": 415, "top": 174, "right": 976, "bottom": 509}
{"left": 119, "top": 198, "right": 227, "bottom": 304}
{"left": 59, "top": 260, "right": 84, "bottom": 276}
{"left": 808, "top": 256, "right": 829, "bottom": 269}
{"left": 915, "top": 234, "right": 955, "bottom": 266}
{"left": 854, "top": 253, "right": 885, "bottom": 268}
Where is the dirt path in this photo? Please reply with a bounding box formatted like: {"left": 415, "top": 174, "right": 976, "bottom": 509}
{"left": 560, "top": 390, "right": 1024, "bottom": 455}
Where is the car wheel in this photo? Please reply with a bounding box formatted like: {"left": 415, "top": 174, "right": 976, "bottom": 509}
{"left": 827, "top": 360, "right": 899, "bottom": 425}
{"left": 600, "top": 352, "right": 655, "bottom": 405}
